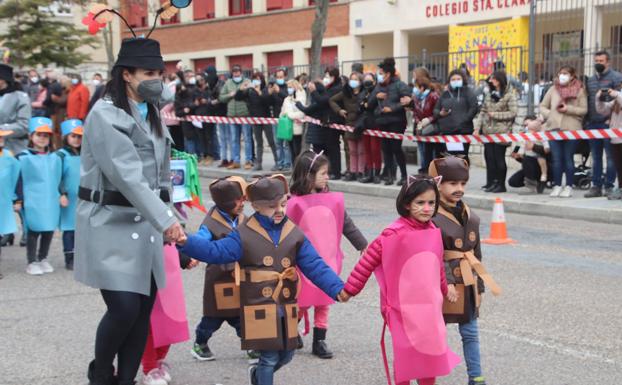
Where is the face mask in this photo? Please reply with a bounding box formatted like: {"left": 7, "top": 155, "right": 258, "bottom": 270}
{"left": 232, "top": 76, "right": 242, "bottom": 83}
{"left": 363, "top": 80, "right": 374, "bottom": 89}
{"left": 413, "top": 87, "right": 421, "bottom": 97}
{"left": 174, "top": 79, "right": 181, "bottom": 86}
{"left": 558, "top": 74, "right": 570, "bottom": 85}
{"left": 349, "top": 80, "right": 360, "bottom": 89}
{"left": 71, "top": 78, "right": 79, "bottom": 85}
{"left": 323, "top": 77, "right": 332, "bottom": 86}
{"left": 450, "top": 79, "right": 463, "bottom": 89}
{"left": 287, "top": 87, "right": 295, "bottom": 95}
{"left": 31, "top": 77, "right": 39, "bottom": 84}
{"left": 92, "top": 79, "right": 101, "bottom": 86}
{"left": 188, "top": 77, "right": 197, "bottom": 85}
{"left": 276, "top": 79, "right": 285, "bottom": 86}
{"left": 594, "top": 63, "right": 606, "bottom": 74}
{"left": 137, "top": 79, "right": 164, "bottom": 105}
{"left": 251, "top": 79, "right": 261, "bottom": 87}
{"left": 376, "top": 74, "right": 384, "bottom": 83}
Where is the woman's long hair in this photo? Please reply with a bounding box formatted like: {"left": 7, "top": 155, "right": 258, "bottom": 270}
{"left": 290, "top": 150, "right": 330, "bottom": 196}
{"left": 104, "top": 66, "right": 163, "bottom": 137}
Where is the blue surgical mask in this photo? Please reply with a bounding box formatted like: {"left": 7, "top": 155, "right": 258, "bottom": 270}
{"left": 252, "top": 79, "right": 261, "bottom": 87}
{"left": 377, "top": 73, "right": 384, "bottom": 83}
{"left": 450, "top": 79, "right": 463, "bottom": 89}
{"left": 349, "top": 80, "right": 360, "bottom": 89}
{"left": 413, "top": 87, "right": 421, "bottom": 97}
{"left": 71, "top": 78, "right": 79, "bottom": 85}
{"left": 287, "top": 87, "right": 295, "bottom": 95}
{"left": 233, "top": 76, "right": 242, "bottom": 83}
{"left": 276, "top": 78, "right": 285, "bottom": 86}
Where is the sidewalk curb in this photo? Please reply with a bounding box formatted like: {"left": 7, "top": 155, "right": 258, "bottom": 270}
{"left": 198, "top": 167, "right": 622, "bottom": 224}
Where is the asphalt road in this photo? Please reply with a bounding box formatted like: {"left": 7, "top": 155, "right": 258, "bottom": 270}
{"left": 1, "top": 184, "right": 620, "bottom": 385}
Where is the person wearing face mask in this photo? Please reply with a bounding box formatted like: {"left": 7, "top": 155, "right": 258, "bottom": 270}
{"left": 219, "top": 64, "right": 253, "bottom": 170}
{"left": 368, "top": 58, "right": 412, "bottom": 186}
{"left": 434, "top": 69, "right": 479, "bottom": 163}
{"left": 0, "top": 64, "right": 31, "bottom": 155}
{"left": 175, "top": 70, "right": 202, "bottom": 157}
{"left": 539, "top": 66, "right": 587, "bottom": 198}
{"left": 25, "top": 69, "right": 42, "bottom": 108}
{"left": 411, "top": 67, "right": 441, "bottom": 175}
{"left": 329, "top": 72, "right": 366, "bottom": 181}
{"left": 75, "top": 37, "right": 184, "bottom": 385}
{"left": 88, "top": 73, "right": 106, "bottom": 112}
{"left": 235, "top": 71, "right": 278, "bottom": 171}
{"left": 279, "top": 79, "right": 307, "bottom": 160}
{"left": 584, "top": 50, "right": 622, "bottom": 198}
{"left": 476, "top": 71, "right": 518, "bottom": 193}
{"left": 356, "top": 73, "right": 383, "bottom": 184}
{"left": 67, "top": 73, "right": 90, "bottom": 121}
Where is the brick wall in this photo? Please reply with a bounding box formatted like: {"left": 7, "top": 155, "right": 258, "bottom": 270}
{"left": 124, "top": 3, "right": 349, "bottom": 55}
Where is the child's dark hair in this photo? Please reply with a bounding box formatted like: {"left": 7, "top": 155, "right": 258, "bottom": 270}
{"left": 395, "top": 175, "right": 440, "bottom": 217}
{"left": 290, "top": 150, "right": 330, "bottom": 196}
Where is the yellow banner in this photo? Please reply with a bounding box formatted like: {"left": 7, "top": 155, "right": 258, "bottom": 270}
{"left": 449, "top": 17, "right": 529, "bottom": 81}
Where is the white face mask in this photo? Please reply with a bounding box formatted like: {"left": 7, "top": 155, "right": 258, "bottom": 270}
{"left": 188, "top": 77, "right": 197, "bottom": 85}
{"left": 71, "top": 78, "right": 79, "bottom": 85}
{"left": 30, "top": 77, "right": 39, "bottom": 84}
{"left": 558, "top": 74, "right": 570, "bottom": 85}
{"left": 323, "top": 77, "right": 332, "bottom": 86}
{"left": 92, "top": 79, "right": 101, "bottom": 86}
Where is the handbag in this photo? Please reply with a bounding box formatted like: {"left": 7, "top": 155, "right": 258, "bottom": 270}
{"left": 420, "top": 122, "right": 440, "bottom": 136}
{"left": 276, "top": 116, "right": 293, "bottom": 141}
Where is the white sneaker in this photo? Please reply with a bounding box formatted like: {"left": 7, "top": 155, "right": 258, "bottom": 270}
{"left": 26, "top": 262, "right": 44, "bottom": 276}
{"left": 157, "top": 360, "right": 172, "bottom": 383}
{"left": 39, "top": 259, "right": 54, "bottom": 273}
{"left": 142, "top": 368, "right": 168, "bottom": 385}
{"left": 559, "top": 186, "right": 573, "bottom": 198}
{"left": 549, "top": 186, "right": 563, "bottom": 197}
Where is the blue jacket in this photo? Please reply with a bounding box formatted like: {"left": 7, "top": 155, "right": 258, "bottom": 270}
{"left": 181, "top": 213, "right": 344, "bottom": 300}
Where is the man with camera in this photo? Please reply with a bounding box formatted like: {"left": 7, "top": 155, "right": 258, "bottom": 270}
{"left": 584, "top": 50, "right": 622, "bottom": 198}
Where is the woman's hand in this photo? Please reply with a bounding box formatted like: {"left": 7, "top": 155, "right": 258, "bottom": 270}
{"left": 339, "top": 109, "right": 348, "bottom": 118}
{"left": 13, "top": 202, "right": 22, "bottom": 212}
{"left": 164, "top": 222, "right": 185, "bottom": 244}
{"left": 376, "top": 92, "right": 386, "bottom": 100}
{"left": 446, "top": 284, "right": 459, "bottom": 303}
{"left": 59, "top": 195, "right": 69, "bottom": 208}
{"left": 382, "top": 106, "right": 392, "bottom": 113}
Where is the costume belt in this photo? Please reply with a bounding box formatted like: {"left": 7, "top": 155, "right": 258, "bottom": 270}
{"left": 445, "top": 250, "right": 502, "bottom": 296}
{"left": 238, "top": 267, "right": 299, "bottom": 302}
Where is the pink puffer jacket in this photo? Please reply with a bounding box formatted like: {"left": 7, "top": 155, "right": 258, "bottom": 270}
{"left": 344, "top": 216, "right": 448, "bottom": 297}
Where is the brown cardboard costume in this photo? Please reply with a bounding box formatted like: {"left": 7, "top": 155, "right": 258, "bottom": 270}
{"left": 236, "top": 175, "right": 305, "bottom": 351}
{"left": 201, "top": 176, "right": 247, "bottom": 318}
{"left": 429, "top": 157, "right": 502, "bottom": 324}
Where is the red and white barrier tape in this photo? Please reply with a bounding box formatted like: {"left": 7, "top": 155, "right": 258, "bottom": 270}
{"left": 162, "top": 113, "right": 622, "bottom": 144}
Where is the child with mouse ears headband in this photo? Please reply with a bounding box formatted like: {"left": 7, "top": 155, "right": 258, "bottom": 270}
{"left": 342, "top": 173, "right": 460, "bottom": 385}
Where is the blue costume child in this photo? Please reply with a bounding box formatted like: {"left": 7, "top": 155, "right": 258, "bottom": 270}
{"left": 179, "top": 175, "right": 346, "bottom": 385}
{"left": 0, "top": 128, "right": 20, "bottom": 279}
{"left": 16, "top": 117, "right": 62, "bottom": 276}
{"left": 57, "top": 119, "right": 83, "bottom": 270}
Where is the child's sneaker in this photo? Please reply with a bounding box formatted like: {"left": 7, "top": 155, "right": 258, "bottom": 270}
{"left": 248, "top": 364, "right": 258, "bottom": 385}
{"left": 157, "top": 360, "right": 172, "bottom": 382}
{"left": 26, "top": 262, "right": 43, "bottom": 276}
{"left": 468, "top": 377, "right": 487, "bottom": 385}
{"left": 142, "top": 368, "right": 167, "bottom": 385}
{"left": 191, "top": 342, "right": 215, "bottom": 361}
{"left": 39, "top": 259, "right": 54, "bottom": 273}
{"left": 247, "top": 350, "right": 260, "bottom": 364}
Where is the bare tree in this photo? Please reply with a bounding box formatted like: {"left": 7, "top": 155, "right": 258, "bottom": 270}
{"left": 309, "top": 0, "right": 329, "bottom": 79}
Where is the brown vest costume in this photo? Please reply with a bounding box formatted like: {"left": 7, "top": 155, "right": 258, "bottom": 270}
{"left": 433, "top": 203, "right": 484, "bottom": 324}
{"left": 237, "top": 215, "right": 305, "bottom": 351}
{"left": 201, "top": 207, "right": 243, "bottom": 318}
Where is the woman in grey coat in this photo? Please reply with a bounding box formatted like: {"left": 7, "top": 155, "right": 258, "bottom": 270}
{"left": 74, "top": 37, "right": 184, "bottom": 385}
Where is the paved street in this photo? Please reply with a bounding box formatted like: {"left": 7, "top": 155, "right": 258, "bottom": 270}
{"left": 1, "top": 181, "right": 621, "bottom": 385}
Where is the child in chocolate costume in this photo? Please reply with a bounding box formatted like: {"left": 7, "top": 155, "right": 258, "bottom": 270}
{"left": 190, "top": 176, "right": 260, "bottom": 362}
{"left": 429, "top": 156, "right": 502, "bottom": 385}
{"left": 177, "top": 175, "right": 348, "bottom": 385}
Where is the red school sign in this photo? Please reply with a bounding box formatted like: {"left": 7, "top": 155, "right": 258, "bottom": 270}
{"left": 425, "top": 0, "right": 530, "bottom": 18}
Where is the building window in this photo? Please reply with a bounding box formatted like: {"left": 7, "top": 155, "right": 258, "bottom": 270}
{"left": 229, "top": 0, "right": 252, "bottom": 16}
{"left": 611, "top": 25, "right": 622, "bottom": 54}
{"left": 267, "top": 0, "right": 292, "bottom": 11}
{"left": 194, "top": 0, "right": 215, "bottom": 20}
{"left": 267, "top": 50, "right": 294, "bottom": 72}
{"left": 125, "top": 0, "right": 148, "bottom": 28}
{"left": 542, "top": 30, "right": 583, "bottom": 60}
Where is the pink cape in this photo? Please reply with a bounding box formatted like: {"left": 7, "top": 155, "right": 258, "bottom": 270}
{"left": 374, "top": 221, "right": 460, "bottom": 384}
{"left": 150, "top": 245, "right": 190, "bottom": 348}
{"left": 286, "top": 192, "right": 345, "bottom": 308}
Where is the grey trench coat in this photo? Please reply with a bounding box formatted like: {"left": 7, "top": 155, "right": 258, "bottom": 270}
{"left": 0, "top": 90, "right": 31, "bottom": 154}
{"left": 74, "top": 98, "right": 176, "bottom": 295}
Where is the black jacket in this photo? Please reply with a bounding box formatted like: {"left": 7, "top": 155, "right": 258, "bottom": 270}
{"left": 368, "top": 77, "right": 411, "bottom": 132}
{"left": 235, "top": 87, "right": 271, "bottom": 118}
{"left": 434, "top": 86, "right": 479, "bottom": 135}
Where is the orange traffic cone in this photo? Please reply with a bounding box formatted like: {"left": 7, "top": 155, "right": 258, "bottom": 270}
{"left": 482, "top": 198, "right": 516, "bottom": 245}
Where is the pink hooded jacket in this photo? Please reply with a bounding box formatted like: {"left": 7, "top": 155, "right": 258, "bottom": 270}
{"left": 344, "top": 216, "right": 448, "bottom": 297}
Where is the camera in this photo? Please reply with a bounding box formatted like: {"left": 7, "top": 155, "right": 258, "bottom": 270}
{"left": 599, "top": 88, "right": 613, "bottom": 102}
